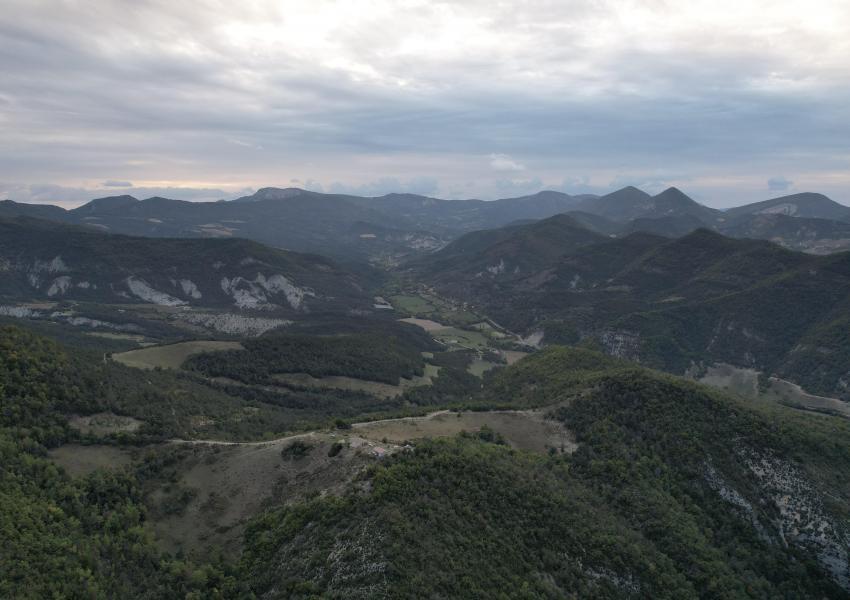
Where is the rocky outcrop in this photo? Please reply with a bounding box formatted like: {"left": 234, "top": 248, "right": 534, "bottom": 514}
{"left": 599, "top": 329, "right": 642, "bottom": 360}
{"left": 706, "top": 445, "right": 850, "bottom": 590}
{"left": 220, "top": 273, "right": 315, "bottom": 310}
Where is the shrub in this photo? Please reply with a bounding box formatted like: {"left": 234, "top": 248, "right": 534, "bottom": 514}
{"left": 327, "top": 442, "right": 344, "bottom": 457}
{"left": 281, "top": 439, "right": 313, "bottom": 460}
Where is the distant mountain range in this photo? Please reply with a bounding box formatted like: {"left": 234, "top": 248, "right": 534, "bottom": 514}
{"left": 410, "top": 217, "right": 850, "bottom": 398}
{"left": 563, "top": 188, "right": 850, "bottom": 253}
{"left": 2, "top": 186, "right": 849, "bottom": 260}
{"left": 576, "top": 185, "right": 725, "bottom": 224}
{"left": 0, "top": 217, "right": 369, "bottom": 313}
{"left": 0, "top": 188, "right": 590, "bottom": 264}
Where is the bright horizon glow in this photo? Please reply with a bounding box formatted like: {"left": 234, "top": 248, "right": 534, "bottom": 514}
{"left": 1, "top": 0, "right": 849, "bottom": 207}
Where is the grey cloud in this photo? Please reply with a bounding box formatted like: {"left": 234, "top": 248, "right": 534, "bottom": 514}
{"left": 103, "top": 180, "right": 133, "bottom": 188}
{"left": 125, "top": 187, "right": 241, "bottom": 201}
{"left": 0, "top": 1, "right": 849, "bottom": 205}
{"left": 0, "top": 183, "right": 95, "bottom": 205}
{"left": 289, "top": 178, "right": 325, "bottom": 193}
{"left": 558, "top": 177, "right": 610, "bottom": 196}
{"left": 606, "top": 174, "right": 692, "bottom": 195}
{"left": 492, "top": 177, "right": 545, "bottom": 197}
{"left": 301, "top": 180, "right": 326, "bottom": 193}
{"left": 489, "top": 154, "right": 526, "bottom": 172}
{"left": 328, "top": 177, "right": 440, "bottom": 197}
{"left": 768, "top": 176, "right": 794, "bottom": 192}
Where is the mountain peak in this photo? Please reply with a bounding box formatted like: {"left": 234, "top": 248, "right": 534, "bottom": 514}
{"left": 93, "top": 194, "right": 137, "bottom": 202}
{"left": 605, "top": 186, "right": 652, "bottom": 201}
{"left": 73, "top": 194, "right": 139, "bottom": 213}
{"left": 656, "top": 186, "right": 685, "bottom": 196}
{"left": 528, "top": 190, "right": 571, "bottom": 199}
{"left": 256, "top": 187, "right": 307, "bottom": 199}
{"left": 537, "top": 212, "right": 586, "bottom": 228}
{"left": 654, "top": 187, "right": 696, "bottom": 203}
{"left": 670, "top": 227, "right": 746, "bottom": 252}
{"left": 232, "top": 187, "right": 309, "bottom": 203}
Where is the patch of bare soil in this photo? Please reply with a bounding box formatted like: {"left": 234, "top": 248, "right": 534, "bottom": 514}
{"left": 399, "top": 317, "right": 449, "bottom": 332}
{"left": 698, "top": 363, "right": 850, "bottom": 419}
{"left": 502, "top": 350, "right": 530, "bottom": 365}
{"left": 113, "top": 340, "right": 243, "bottom": 370}
{"left": 698, "top": 363, "right": 760, "bottom": 398}
{"left": 47, "top": 408, "right": 576, "bottom": 560}
{"left": 764, "top": 378, "right": 850, "bottom": 418}
{"left": 48, "top": 444, "right": 136, "bottom": 477}
{"left": 354, "top": 410, "right": 576, "bottom": 454}
{"left": 274, "top": 365, "right": 440, "bottom": 398}
{"left": 148, "top": 434, "right": 374, "bottom": 558}
{"left": 68, "top": 412, "right": 144, "bottom": 436}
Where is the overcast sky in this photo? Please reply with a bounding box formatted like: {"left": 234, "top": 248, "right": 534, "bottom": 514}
{"left": 1, "top": 0, "right": 849, "bottom": 207}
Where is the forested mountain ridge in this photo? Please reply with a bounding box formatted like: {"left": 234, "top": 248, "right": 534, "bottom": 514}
{"left": 3, "top": 318, "right": 850, "bottom": 596}
{"left": 412, "top": 222, "right": 850, "bottom": 398}
{"left": 409, "top": 213, "right": 607, "bottom": 289}
{"left": 242, "top": 346, "right": 850, "bottom": 598}
{"left": 0, "top": 217, "right": 370, "bottom": 313}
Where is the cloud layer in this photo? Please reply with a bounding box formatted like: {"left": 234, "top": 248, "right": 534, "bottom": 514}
{"left": 1, "top": 0, "right": 849, "bottom": 206}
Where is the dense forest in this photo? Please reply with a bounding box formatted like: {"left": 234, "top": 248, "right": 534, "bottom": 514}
{"left": 185, "top": 332, "right": 428, "bottom": 385}
{"left": 0, "top": 316, "right": 456, "bottom": 442}
{"left": 0, "top": 326, "right": 244, "bottom": 597}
